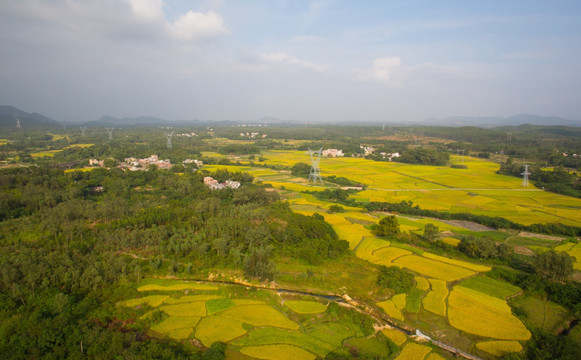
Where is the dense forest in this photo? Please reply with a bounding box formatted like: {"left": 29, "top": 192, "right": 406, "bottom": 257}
{"left": 0, "top": 165, "right": 348, "bottom": 358}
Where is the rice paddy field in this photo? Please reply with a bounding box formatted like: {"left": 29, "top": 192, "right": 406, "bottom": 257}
{"left": 253, "top": 150, "right": 581, "bottom": 226}
{"left": 123, "top": 279, "right": 442, "bottom": 359}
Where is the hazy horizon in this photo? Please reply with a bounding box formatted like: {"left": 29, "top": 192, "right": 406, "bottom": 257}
{"left": 1, "top": 1, "right": 580, "bottom": 123}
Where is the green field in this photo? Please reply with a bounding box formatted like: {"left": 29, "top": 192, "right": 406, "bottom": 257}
{"left": 284, "top": 300, "right": 327, "bottom": 314}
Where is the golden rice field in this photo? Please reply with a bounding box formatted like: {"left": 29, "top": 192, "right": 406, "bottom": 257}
{"left": 218, "top": 304, "right": 299, "bottom": 329}
{"left": 240, "top": 344, "right": 316, "bottom": 360}
{"left": 30, "top": 150, "right": 60, "bottom": 158}
{"left": 415, "top": 277, "right": 430, "bottom": 291}
{"left": 422, "top": 253, "right": 492, "bottom": 272}
{"left": 164, "top": 295, "right": 223, "bottom": 304}
{"left": 371, "top": 247, "right": 413, "bottom": 266}
{"left": 195, "top": 316, "right": 247, "bottom": 346}
{"left": 124, "top": 295, "right": 169, "bottom": 308}
{"left": 376, "top": 300, "right": 404, "bottom": 321}
{"left": 159, "top": 301, "right": 207, "bottom": 317}
{"left": 447, "top": 286, "right": 531, "bottom": 340}
{"left": 441, "top": 237, "right": 461, "bottom": 247}
{"left": 425, "top": 353, "right": 447, "bottom": 360}
{"left": 392, "top": 255, "right": 476, "bottom": 281}
{"left": 475, "top": 340, "right": 523, "bottom": 357}
{"left": 284, "top": 300, "right": 327, "bottom": 314}
{"left": 391, "top": 294, "right": 407, "bottom": 310}
{"left": 423, "top": 279, "right": 448, "bottom": 317}
{"left": 354, "top": 236, "right": 391, "bottom": 261}
{"left": 150, "top": 316, "right": 200, "bottom": 339}
{"left": 381, "top": 328, "right": 408, "bottom": 346}
{"left": 137, "top": 283, "right": 218, "bottom": 292}
{"left": 257, "top": 150, "right": 581, "bottom": 226}
{"left": 394, "top": 342, "right": 433, "bottom": 360}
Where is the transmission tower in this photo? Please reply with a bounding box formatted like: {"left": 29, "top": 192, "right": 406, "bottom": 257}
{"left": 106, "top": 127, "right": 113, "bottom": 140}
{"left": 521, "top": 164, "right": 530, "bottom": 187}
{"left": 80, "top": 127, "right": 86, "bottom": 137}
{"left": 16, "top": 118, "right": 20, "bottom": 129}
{"left": 164, "top": 130, "right": 174, "bottom": 148}
{"left": 307, "top": 147, "right": 323, "bottom": 184}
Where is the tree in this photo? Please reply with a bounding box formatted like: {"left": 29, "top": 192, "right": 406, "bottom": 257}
{"left": 329, "top": 204, "right": 344, "bottom": 213}
{"left": 534, "top": 251, "right": 574, "bottom": 282}
{"left": 422, "top": 223, "right": 439, "bottom": 242}
{"left": 376, "top": 266, "right": 414, "bottom": 294}
{"left": 375, "top": 216, "right": 400, "bottom": 237}
{"left": 290, "top": 162, "right": 311, "bottom": 178}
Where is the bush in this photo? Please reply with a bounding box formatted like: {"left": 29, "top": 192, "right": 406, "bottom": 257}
{"left": 377, "top": 266, "right": 414, "bottom": 294}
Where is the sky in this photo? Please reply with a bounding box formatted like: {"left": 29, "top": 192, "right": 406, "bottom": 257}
{"left": 1, "top": 0, "right": 580, "bottom": 123}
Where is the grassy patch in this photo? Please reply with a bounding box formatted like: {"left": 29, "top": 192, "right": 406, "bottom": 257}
{"left": 159, "top": 301, "right": 206, "bottom": 317}
{"left": 285, "top": 300, "right": 327, "bottom": 314}
{"left": 304, "top": 322, "right": 356, "bottom": 347}
{"left": 232, "top": 327, "right": 336, "bottom": 357}
{"left": 195, "top": 316, "right": 246, "bottom": 347}
{"left": 206, "top": 298, "right": 235, "bottom": 315}
{"left": 406, "top": 288, "right": 424, "bottom": 314}
{"left": 511, "top": 296, "right": 569, "bottom": 333}
{"left": 459, "top": 275, "right": 521, "bottom": 299}
{"left": 219, "top": 304, "right": 299, "bottom": 329}
{"left": 240, "top": 344, "right": 316, "bottom": 360}
{"left": 344, "top": 337, "right": 390, "bottom": 358}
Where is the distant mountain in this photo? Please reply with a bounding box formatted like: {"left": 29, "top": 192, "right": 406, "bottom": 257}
{"left": 0, "top": 105, "right": 61, "bottom": 128}
{"left": 421, "top": 114, "right": 581, "bottom": 127}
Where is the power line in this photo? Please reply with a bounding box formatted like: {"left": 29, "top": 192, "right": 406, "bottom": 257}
{"left": 307, "top": 147, "right": 323, "bottom": 184}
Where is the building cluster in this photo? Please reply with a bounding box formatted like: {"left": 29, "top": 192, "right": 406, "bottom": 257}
{"left": 203, "top": 177, "right": 241, "bottom": 190}
{"left": 120, "top": 155, "right": 172, "bottom": 171}
{"left": 322, "top": 148, "right": 344, "bottom": 157}
{"left": 182, "top": 158, "right": 204, "bottom": 167}
{"left": 89, "top": 159, "right": 104, "bottom": 167}
{"left": 176, "top": 132, "right": 198, "bottom": 137}
{"left": 360, "top": 146, "right": 375, "bottom": 156}
{"left": 240, "top": 132, "right": 267, "bottom": 138}
{"left": 562, "top": 152, "right": 578, "bottom": 157}
{"left": 237, "top": 124, "right": 267, "bottom": 127}
{"left": 379, "top": 152, "right": 401, "bottom": 161}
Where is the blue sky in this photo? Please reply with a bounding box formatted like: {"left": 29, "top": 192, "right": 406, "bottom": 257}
{"left": 1, "top": 0, "right": 580, "bottom": 123}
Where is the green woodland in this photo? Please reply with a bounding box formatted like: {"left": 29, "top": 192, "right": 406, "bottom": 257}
{"left": 1, "top": 123, "right": 580, "bottom": 359}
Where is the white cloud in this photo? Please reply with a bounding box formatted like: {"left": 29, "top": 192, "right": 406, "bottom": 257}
{"left": 170, "top": 10, "right": 228, "bottom": 42}
{"left": 259, "top": 52, "right": 328, "bottom": 72}
{"left": 354, "top": 56, "right": 403, "bottom": 86}
{"left": 127, "top": 0, "right": 164, "bottom": 20}
{"left": 291, "top": 35, "right": 327, "bottom": 43}
{"left": 354, "top": 57, "right": 457, "bottom": 87}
